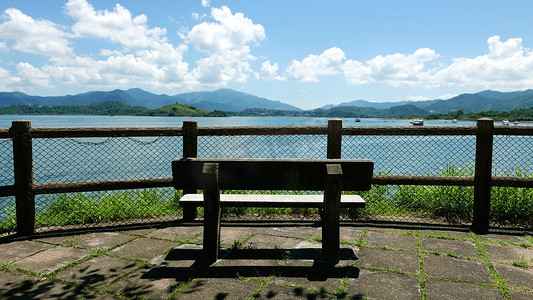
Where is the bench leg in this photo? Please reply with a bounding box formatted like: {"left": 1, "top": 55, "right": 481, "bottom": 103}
{"left": 182, "top": 205, "right": 198, "bottom": 221}
{"left": 202, "top": 163, "right": 221, "bottom": 265}
{"left": 321, "top": 164, "right": 343, "bottom": 265}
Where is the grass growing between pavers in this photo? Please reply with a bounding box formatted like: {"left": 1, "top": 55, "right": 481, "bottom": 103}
{"left": 3, "top": 225, "right": 532, "bottom": 299}
{"left": 471, "top": 233, "right": 512, "bottom": 300}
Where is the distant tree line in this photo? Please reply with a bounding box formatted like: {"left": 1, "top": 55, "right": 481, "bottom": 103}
{"left": 0, "top": 101, "right": 148, "bottom": 116}
{"left": 0, "top": 100, "right": 530, "bottom": 121}
{"left": 0, "top": 101, "right": 227, "bottom": 117}
{"left": 419, "top": 107, "right": 533, "bottom": 121}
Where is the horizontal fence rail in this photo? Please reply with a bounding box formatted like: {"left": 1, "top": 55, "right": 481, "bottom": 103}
{"left": 0, "top": 118, "right": 531, "bottom": 236}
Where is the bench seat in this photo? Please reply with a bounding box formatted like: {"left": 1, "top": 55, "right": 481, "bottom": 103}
{"left": 180, "top": 193, "right": 365, "bottom": 208}
{"left": 172, "top": 158, "right": 374, "bottom": 265}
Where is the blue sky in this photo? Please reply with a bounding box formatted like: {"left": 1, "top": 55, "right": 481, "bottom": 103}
{"left": 1, "top": 0, "right": 533, "bottom": 109}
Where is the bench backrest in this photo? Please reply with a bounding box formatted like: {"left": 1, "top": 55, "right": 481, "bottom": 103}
{"left": 172, "top": 158, "right": 373, "bottom": 191}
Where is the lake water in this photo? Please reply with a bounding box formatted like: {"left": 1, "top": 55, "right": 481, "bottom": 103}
{"left": 0, "top": 115, "right": 530, "bottom": 185}
{"left": 0, "top": 114, "right": 479, "bottom": 128}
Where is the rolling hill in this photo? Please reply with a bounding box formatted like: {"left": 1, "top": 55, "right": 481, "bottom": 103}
{"left": 0, "top": 88, "right": 301, "bottom": 112}
{"left": 322, "top": 89, "right": 533, "bottom": 113}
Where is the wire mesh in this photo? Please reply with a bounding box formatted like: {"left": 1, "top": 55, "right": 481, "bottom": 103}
{"left": 0, "top": 138, "right": 15, "bottom": 234}
{"left": 490, "top": 134, "right": 532, "bottom": 228}
{"left": 344, "top": 134, "right": 477, "bottom": 224}
{"left": 32, "top": 135, "right": 182, "bottom": 183}
{"left": 29, "top": 134, "right": 183, "bottom": 232}
{"left": 342, "top": 134, "right": 476, "bottom": 175}
{"left": 34, "top": 188, "right": 181, "bottom": 233}
{"left": 198, "top": 135, "right": 327, "bottom": 159}
{"left": 1, "top": 124, "right": 531, "bottom": 234}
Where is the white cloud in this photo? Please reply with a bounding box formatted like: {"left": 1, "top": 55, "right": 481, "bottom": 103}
{"left": 406, "top": 95, "right": 432, "bottom": 101}
{"left": 184, "top": 6, "right": 265, "bottom": 86}
{"left": 429, "top": 36, "right": 533, "bottom": 91}
{"left": 0, "top": 8, "right": 72, "bottom": 58}
{"left": 201, "top": 0, "right": 211, "bottom": 8}
{"left": 16, "top": 62, "right": 51, "bottom": 87}
{"left": 341, "top": 35, "right": 533, "bottom": 93}
{"left": 0, "top": 66, "right": 21, "bottom": 90}
{"left": 259, "top": 61, "right": 285, "bottom": 81}
{"left": 286, "top": 47, "right": 345, "bottom": 82}
{"left": 191, "top": 12, "right": 206, "bottom": 22}
{"left": 343, "top": 48, "right": 438, "bottom": 86}
{"left": 0, "top": 63, "right": 50, "bottom": 91}
{"left": 187, "top": 6, "right": 265, "bottom": 55}
{"left": 65, "top": 0, "right": 167, "bottom": 50}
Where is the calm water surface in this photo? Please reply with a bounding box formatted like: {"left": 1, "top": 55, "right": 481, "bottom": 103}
{"left": 0, "top": 115, "right": 480, "bottom": 127}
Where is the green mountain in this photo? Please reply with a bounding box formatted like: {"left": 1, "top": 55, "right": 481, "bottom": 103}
{"left": 0, "top": 88, "right": 300, "bottom": 112}
{"left": 322, "top": 89, "right": 533, "bottom": 113}
{"left": 169, "top": 88, "right": 300, "bottom": 111}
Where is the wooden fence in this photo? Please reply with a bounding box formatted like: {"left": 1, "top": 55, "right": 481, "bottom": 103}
{"left": 1, "top": 118, "right": 532, "bottom": 236}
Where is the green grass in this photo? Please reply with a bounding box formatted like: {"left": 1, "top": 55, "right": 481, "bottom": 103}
{"left": 35, "top": 188, "right": 183, "bottom": 227}
{"left": 512, "top": 255, "right": 529, "bottom": 268}
{"left": 490, "top": 167, "right": 533, "bottom": 224}
{"left": 0, "top": 163, "right": 531, "bottom": 232}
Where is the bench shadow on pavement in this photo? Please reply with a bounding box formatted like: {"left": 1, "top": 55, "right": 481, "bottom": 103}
{"left": 142, "top": 247, "right": 360, "bottom": 282}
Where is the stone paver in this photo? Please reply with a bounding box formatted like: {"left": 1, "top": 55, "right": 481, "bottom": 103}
{"left": 106, "top": 264, "right": 194, "bottom": 299}
{"left": 176, "top": 278, "right": 260, "bottom": 300}
{"left": 259, "top": 282, "right": 336, "bottom": 299}
{"left": 356, "top": 246, "right": 420, "bottom": 273}
{"left": 56, "top": 254, "right": 143, "bottom": 289}
{"left": 7, "top": 279, "right": 107, "bottom": 299}
{"left": 423, "top": 254, "right": 493, "bottom": 283}
{"left": 220, "top": 227, "right": 261, "bottom": 248}
{"left": 72, "top": 231, "right": 136, "bottom": 249}
{"left": 425, "top": 279, "right": 501, "bottom": 300}
{"left": 0, "top": 240, "right": 51, "bottom": 264}
{"left": 339, "top": 227, "right": 363, "bottom": 242}
{"left": 1, "top": 225, "right": 532, "bottom": 300}
{"left": 484, "top": 243, "right": 533, "bottom": 262}
{"left": 493, "top": 263, "right": 533, "bottom": 289}
{"left": 110, "top": 237, "right": 177, "bottom": 261}
{"left": 273, "top": 257, "right": 347, "bottom": 294}
{"left": 14, "top": 246, "right": 90, "bottom": 274}
{"left": 344, "top": 269, "right": 420, "bottom": 299}
{"left": 0, "top": 270, "right": 38, "bottom": 297}
{"left": 365, "top": 230, "right": 418, "bottom": 251}
{"left": 421, "top": 236, "right": 479, "bottom": 257}
{"left": 243, "top": 232, "right": 307, "bottom": 250}
{"left": 147, "top": 225, "right": 203, "bottom": 242}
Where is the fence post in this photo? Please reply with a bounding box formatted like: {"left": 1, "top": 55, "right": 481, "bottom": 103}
{"left": 327, "top": 119, "right": 342, "bottom": 159}
{"left": 472, "top": 118, "right": 494, "bottom": 234}
{"left": 11, "top": 120, "right": 35, "bottom": 236}
{"left": 182, "top": 120, "right": 198, "bottom": 220}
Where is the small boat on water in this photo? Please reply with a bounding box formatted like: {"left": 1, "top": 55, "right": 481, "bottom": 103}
{"left": 452, "top": 119, "right": 458, "bottom": 123}
{"left": 355, "top": 118, "right": 361, "bottom": 122}
{"left": 410, "top": 119, "right": 424, "bottom": 126}
{"left": 502, "top": 120, "right": 510, "bottom": 125}
{"left": 513, "top": 120, "right": 520, "bottom": 125}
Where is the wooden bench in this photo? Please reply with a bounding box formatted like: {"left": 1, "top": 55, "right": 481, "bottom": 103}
{"left": 172, "top": 158, "right": 374, "bottom": 265}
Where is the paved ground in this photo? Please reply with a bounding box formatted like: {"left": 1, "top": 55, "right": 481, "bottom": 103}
{"left": 0, "top": 221, "right": 532, "bottom": 299}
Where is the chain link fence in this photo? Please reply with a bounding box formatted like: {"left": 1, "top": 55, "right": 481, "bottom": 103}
{"left": 0, "top": 120, "right": 531, "bottom": 235}
{"left": 491, "top": 133, "right": 533, "bottom": 227}
{"left": 31, "top": 133, "right": 183, "bottom": 233}
{"left": 343, "top": 133, "right": 478, "bottom": 224}
{"left": 0, "top": 138, "right": 15, "bottom": 233}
